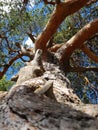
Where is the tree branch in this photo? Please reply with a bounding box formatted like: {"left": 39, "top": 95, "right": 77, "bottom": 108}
{"left": 0, "top": 34, "right": 19, "bottom": 53}
{"left": 49, "top": 43, "right": 64, "bottom": 52}
{"left": 0, "top": 42, "right": 35, "bottom": 79}
{"left": 44, "top": 0, "right": 56, "bottom": 5}
{"left": 27, "top": 33, "right": 36, "bottom": 43}
{"left": 57, "top": 18, "right": 98, "bottom": 66}
{"left": 44, "top": 0, "right": 61, "bottom": 5}
{"left": 81, "top": 44, "right": 98, "bottom": 63}
{"left": 0, "top": 53, "right": 23, "bottom": 79}
{"left": 16, "top": 43, "right": 34, "bottom": 60}
{"left": 5, "top": 37, "right": 19, "bottom": 53}
{"left": 0, "top": 47, "right": 35, "bottom": 79}
{"left": 35, "top": 0, "right": 90, "bottom": 53}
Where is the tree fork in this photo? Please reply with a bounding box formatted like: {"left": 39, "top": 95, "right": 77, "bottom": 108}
{"left": 35, "top": 0, "right": 90, "bottom": 53}
{"left": 57, "top": 18, "right": 98, "bottom": 65}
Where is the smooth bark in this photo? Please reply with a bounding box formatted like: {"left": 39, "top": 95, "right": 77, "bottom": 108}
{"left": 35, "top": 0, "right": 90, "bottom": 53}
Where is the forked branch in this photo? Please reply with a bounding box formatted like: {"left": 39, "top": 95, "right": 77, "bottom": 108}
{"left": 16, "top": 43, "right": 34, "bottom": 60}
{"left": 35, "top": 0, "right": 90, "bottom": 53}
{"left": 57, "top": 19, "right": 98, "bottom": 65}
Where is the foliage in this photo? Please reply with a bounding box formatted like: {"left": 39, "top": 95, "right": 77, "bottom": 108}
{"left": 0, "top": 76, "right": 14, "bottom": 91}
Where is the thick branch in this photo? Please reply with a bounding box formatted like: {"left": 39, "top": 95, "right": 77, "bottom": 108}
{"left": 57, "top": 19, "right": 98, "bottom": 65}
{"left": 81, "top": 44, "right": 98, "bottom": 63}
{"left": 35, "top": 0, "right": 90, "bottom": 53}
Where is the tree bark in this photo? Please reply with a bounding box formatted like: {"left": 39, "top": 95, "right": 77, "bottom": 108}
{"left": 0, "top": 1, "right": 98, "bottom": 130}
{"left": 57, "top": 19, "right": 98, "bottom": 60}
{"left": 0, "top": 51, "right": 98, "bottom": 130}
{"left": 56, "top": 19, "right": 98, "bottom": 66}
{"left": 35, "top": 0, "right": 90, "bottom": 53}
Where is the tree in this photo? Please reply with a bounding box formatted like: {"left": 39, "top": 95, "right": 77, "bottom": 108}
{"left": 0, "top": 76, "right": 14, "bottom": 91}
{"left": 0, "top": 0, "right": 98, "bottom": 129}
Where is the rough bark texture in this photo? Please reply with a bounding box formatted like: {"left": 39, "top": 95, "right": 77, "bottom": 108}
{"left": 0, "top": 50, "right": 98, "bottom": 130}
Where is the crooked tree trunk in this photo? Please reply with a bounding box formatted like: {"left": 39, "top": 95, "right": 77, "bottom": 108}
{"left": 0, "top": 51, "right": 98, "bottom": 130}
{"left": 0, "top": 1, "right": 98, "bottom": 129}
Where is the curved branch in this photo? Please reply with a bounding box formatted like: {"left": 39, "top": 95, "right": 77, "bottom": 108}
{"left": 57, "top": 19, "right": 98, "bottom": 65}
{"left": 0, "top": 43, "right": 35, "bottom": 79}
{"left": 0, "top": 53, "right": 23, "bottom": 79}
{"left": 81, "top": 44, "right": 98, "bottom": 63}
{"left": 0, "top": 44, "right": 35, "bottom": 79}
{"left": 35, "top": 0, "right": 90, "bottom": 53}
{"left": 16, "top": 43, "right": 34, "bottom": 60}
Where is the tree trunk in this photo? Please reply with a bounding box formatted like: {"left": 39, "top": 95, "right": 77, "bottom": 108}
{"left": 0, "top": 51, "right": 98, "bottom": 130}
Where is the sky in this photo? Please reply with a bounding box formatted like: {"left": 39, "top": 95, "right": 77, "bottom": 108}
{"left": 23, "top": 36, "right": 34, "bottom": 47}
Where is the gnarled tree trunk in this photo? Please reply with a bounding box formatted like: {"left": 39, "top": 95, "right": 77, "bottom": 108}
{"left": 0, "top": 50, "right": 98, "bottom": 130}
{"left": 0, "top": 0, "right": 98, "bottom": 130}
